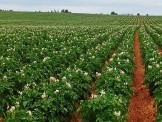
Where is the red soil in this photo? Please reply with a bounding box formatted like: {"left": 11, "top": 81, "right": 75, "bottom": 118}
{"left": 159, "top": 48, "right": 162, "bottom": 56}
{"left": 0, "top": 118, "right": 3, "bottom": 122}
{"left": 127, "top": 31, "right": 157, "bottom": 122}
{"left": 70, "top": 103, "right": 82, "bottom": 122}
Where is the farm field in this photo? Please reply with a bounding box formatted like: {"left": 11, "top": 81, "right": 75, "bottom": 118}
{"left": 0, "top": 12, "right": 162, "bottom": 122}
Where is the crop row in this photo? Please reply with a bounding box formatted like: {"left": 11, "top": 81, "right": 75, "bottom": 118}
{"left": 78, "top": 27, "right": 135, "bottom": 122}
{"left": 140, "top": 26, "right": 162, "bottom": 121}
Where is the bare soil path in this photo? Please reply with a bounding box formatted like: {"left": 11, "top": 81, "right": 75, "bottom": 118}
{"left": 127, "top": 31, "right": 157, "bottom": 122}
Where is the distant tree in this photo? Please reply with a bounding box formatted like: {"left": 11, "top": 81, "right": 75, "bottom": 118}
{"left": 61, "top": 9, "right": 65, "bottom": 13}
{"left": 61, "top": 9, "right": 71, "bottom": 13}
{"left": 111, "top": 11, "right": 118, "bottom": 15}
{"left": 0, "top": 9, "right": 13, "bottom": 12}
{"left": 64, "top": 9, "right": 69, "bottom": 13}
{"left": 137, "top": 13, "right": 140, "bottom": 16}
{"left": 146, "top": 14, "right": 149, "bottom": 16}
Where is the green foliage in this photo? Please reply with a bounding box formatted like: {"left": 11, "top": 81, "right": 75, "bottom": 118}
{"left": 2, "top": 13, "right": 162, "bottom": 121}
{"left": 5, "top": 81, "right": 77, "bottom": 122}
{"left": 140, "top": 26, "right": 162, "bottom": 121}
{"left": 78, "top": 95, "right": 126, "bottom": 122}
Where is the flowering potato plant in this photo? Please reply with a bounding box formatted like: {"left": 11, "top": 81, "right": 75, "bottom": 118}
{"left": 79, "top": 27, "right": 135, "bottom": 121}
{"left": 5, "top": 81, "right": 77, "bottom": 122}
{"left": 78, "top": 94, "right": 127, "bottom": 122}
{"left": 140, "top": 27, "right": 162, "bottom": 121}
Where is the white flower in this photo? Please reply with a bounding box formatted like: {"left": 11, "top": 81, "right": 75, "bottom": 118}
{"left": 24, "top": 84, "right": 29, "bottom": 90}
{"left": 54, "top": 89, "right": 59, "bottom": 94}
{"left": 112, "top": 53, "right": 116, "bottom": 57}
{"left": 126, "top": 59, "right": 129, "bottom": 63}
{"left": 3, "top": 76, "right": 7, "bottom": 80}
{"left": 96, "top": 72, "right": 101, "bottom": 77}
{"left": 6, "top": 57, "right": 10, "bottom": 61}
{"left": 119, "top": 52, "right": 124, "bottom": 55}
{"left": 65, "top": 82, "right": 71, "bottom": 88}
{"left": 118, "top": 62, "right": 121, "bottom": 65}
{"left": 150, "top": 58, "right": 154, "bottom": 61}
{"left": 92, "top": 56, "right": 95, "bottom": 59}
{"left": 50, "top": 77, "right": 58, "bottom": 82}
{"left": 26, "top": 110, "right": 32, "bottom": 116}
{"left": 160, "top": 70, "right": 162, "bottom": 73}
{"left": 100, "top": 90, "right": 106, "bottom": 96}
{"left": 114, "top": 111, "right": 121, "bottom": 117}
{"left": 84, "top": 72, "right": 88, "bottom": 76}
{"left": 41, "top": 92, "right": 46, "bottom": 99}
{"left": 148, "top": 65, "right": 152, "bottom": 69}
{"left": 43, "top": 57, "right": 50, "bottom": 62}
{"left": 33, "top": 82, "right": 36, "bottom": 87}
{"left": 90, "top": 94, "right": 97, "bottom": 98}
{"left": 20, "top": 70, "right": 24, "bottom": 73}
{"left": 116, "top": 77, "right": 120, "bottom": 81}
{"left": 16, "top": 71, "right": 19, "bottom": 73}
{"left": 124, "top": 82, "right": 128, "bottom": 85}
{"left": 156, "top": 64, "right": 160, "bottom": 68}
{"left": 62, "top": 76, "right": 67, "bottom": 81}
{"left": 9, "top": 106, "right": 15, "bottom": 113}
{"left": 120, "top": 70, "right": 125, "bottom": 74}
{"left": 18, "top": 91, "right": 22, "bottom": 95}
{"left": 110, "top": 58, "right": 113, "bottom": 62}
{"left": 107, "top": 68, "right": 113, "bottom": 72}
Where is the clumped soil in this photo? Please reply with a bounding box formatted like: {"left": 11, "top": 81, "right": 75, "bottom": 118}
{"left": 127, "top": 31, "right": 157, "bottom": 122}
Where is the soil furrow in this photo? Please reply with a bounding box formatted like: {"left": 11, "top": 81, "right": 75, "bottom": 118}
{"left": 127, "top": 31, "right": 157, "bottom": 122}
{"left": 70, "top": 102, "right": 82, "bottom": 122}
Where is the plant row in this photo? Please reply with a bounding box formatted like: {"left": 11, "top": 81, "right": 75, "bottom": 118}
{"left": 140, "top": 26, "right": 162, "bottom": 121}
{"left": 78, "top": 27, "right": 136, "bottom": 122}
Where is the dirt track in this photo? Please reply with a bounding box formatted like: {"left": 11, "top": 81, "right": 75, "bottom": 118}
{"left": 127, "top": 31, "right": 157, "bottom": 122}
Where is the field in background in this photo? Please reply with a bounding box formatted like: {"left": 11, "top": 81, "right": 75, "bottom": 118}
{"left": 0, "top": 12, "right": 162, "bottom": 121}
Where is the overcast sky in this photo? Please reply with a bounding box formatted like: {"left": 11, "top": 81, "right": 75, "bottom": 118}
{"left": 0, "top": 0, "right": 162, "bottom": 15}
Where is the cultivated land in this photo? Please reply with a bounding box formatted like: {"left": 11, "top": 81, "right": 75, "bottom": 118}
{"left": 0, "top": 12, "right": 162, "bottom": 122}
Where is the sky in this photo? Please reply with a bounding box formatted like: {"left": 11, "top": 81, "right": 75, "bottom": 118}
{"left": 0, "top": 0, "right": 162, "bottom": 15}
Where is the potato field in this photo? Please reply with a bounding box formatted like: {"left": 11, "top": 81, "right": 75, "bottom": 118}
{"left": 0, "top": 12, "right": 162, "bottom": 122}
